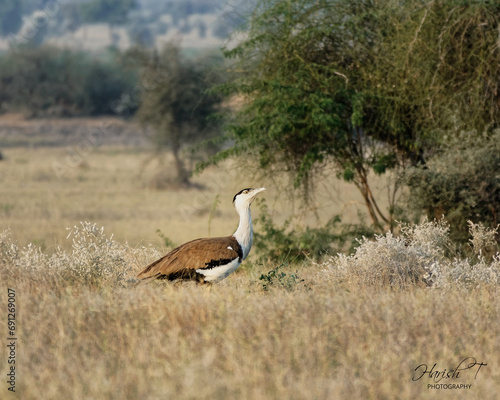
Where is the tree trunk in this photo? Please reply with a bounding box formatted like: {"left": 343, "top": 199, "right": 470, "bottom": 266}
{"left": 355, "top": 164, "right": 390, "bottom": 232}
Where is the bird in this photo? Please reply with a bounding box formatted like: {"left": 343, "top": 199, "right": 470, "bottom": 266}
{"left": 136, "top": 187, "right": 266, "bottom": 283}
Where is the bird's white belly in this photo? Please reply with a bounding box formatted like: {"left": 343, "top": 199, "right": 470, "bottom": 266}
{"left": 196, "top": 258, "right": 241, "bottom": 282}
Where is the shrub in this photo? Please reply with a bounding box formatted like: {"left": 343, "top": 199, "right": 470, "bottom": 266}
{"left": 405, "top": 130, "right": 500, "bottom": 246}
{"left": 324, "top": 219, "right": 500, "bottom": 289}
{"left": 253, "top": 201, "right": 374, "bottom": 263}
{"left": 54, "top": 222, "right": 131, "bottom": 287}
{"left": 257, "top": 263, "right": 304, "bottom": 291}
{"left": 2, "top": 219, "right": 499, "bottom": 291}
{"left": 0, "top": 222, "right": 161, "bottom": 289}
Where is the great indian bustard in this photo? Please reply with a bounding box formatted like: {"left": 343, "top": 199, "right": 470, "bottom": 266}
{"left": 136, "top": 187, "right": 266, "bottom": 283}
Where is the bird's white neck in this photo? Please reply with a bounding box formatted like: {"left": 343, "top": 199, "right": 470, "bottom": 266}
{"left": 233, "top": 204, "right": 253, "bottom": 260}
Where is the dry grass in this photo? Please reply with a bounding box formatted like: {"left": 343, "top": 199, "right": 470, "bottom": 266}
{"left": 0, "top": 146, "right": 242, "bottom": 250}
{"left": 1, "top": 142, "right": 499, "bottom": 399}
{"left": 1, "top": 218, "right": 499, "bottom": 399}
{"left": 1, "top": 260, "right": 499, "bottom": 399}
{"left": 0, "top": 145, "right": 380, "bottom": 252}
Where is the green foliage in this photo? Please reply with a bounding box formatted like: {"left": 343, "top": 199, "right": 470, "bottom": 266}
{"left": 253, "top": 201, "right": 374, "bottom": 263}
{"left": 212, "top": 0, "right": 500, "bottom": 229}
{"left": 134, "top": 44, "right": 225, "bottom": 185}
{"left": 155, "top": 229, "right": 176, "bottom": 249}
{"left": 405, "top": 130, "right": 500, "bottom": 246}
{"left": 258, "top": 263, "right": 303, "bottom": 291}
{"left": 0, "top": 46, "right": 137, "bottom": 116}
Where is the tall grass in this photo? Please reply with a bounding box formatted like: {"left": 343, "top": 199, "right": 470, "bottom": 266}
{"left": 1, "top": 219, "right": 499, "bottom": 399}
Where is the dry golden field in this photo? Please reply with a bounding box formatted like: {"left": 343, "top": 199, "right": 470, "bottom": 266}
{"left": 1, "top": 257, "right": 499, "bottom": 400}
{"left": 0, "top": 144, "right": 381, "bottom": 252}
{"left": 1, "top": 139, "right": 499, "bottom": 399}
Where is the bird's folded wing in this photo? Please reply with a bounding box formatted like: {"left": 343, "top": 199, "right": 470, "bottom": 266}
{"left": 136, "top": 236, "right": 242, "bottom": 280}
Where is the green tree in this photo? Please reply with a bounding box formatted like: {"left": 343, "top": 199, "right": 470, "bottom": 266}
{"left": 405, "top": 130, "right": 500, "bottom": 245}
{"left": 135, "top": 45, "right": 224, "bottom": 186}
{"left": 212, "top": 0, "right": 500, "bottom": 230}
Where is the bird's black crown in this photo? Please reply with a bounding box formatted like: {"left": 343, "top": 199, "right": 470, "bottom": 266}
{"left": 232, "top": 188, "right": 254, "bottom": 203}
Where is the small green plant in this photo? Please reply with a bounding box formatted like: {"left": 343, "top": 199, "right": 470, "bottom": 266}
{"left": 254, "top": 201, "right": 374, "bottom": 263}
{"left": 156, "top": 229, "right": 176, "bottom": 249}
{"left": 0, "top": 203, "right": 15, "bottom": 215}
{"left": 258, "top": 263, "right": 303, "bottom": 291}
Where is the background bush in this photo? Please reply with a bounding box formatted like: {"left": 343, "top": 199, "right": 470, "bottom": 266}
{"left": 0, "top": 46, "right": 137, "bottom": 117}
{"left": 405, "top": 129, "right": 500, "bottom": 246}
{"left": 253, "top": 201, "right": 379, "bottom": 263}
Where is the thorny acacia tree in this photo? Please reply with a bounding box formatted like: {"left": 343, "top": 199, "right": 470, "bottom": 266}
{"left": 136, "top": 44, "right": 224, "bottom": 186}
{"left": 214, "top": 0, "right": 500, "bottom": 230}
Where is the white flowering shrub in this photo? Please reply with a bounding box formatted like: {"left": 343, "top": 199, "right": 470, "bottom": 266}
{"left": 324, "top": 219, "right": 500, "bottom": 288}
{"left": 1, "top": 222, "right": 162, "bottom": 288}
{"left": 467, "top": 221, "right": 499, "bottom": 257}
{"left": 51, "top": 222, "right": 131, "bottom": 286}
{"left": 0, "top": 229, "right": 20, "bottom": 267}
{"left": 326, "top": 219, "right": 448, "bottom": 288}
{"left": 444, "top": 255, "right": 500, "bottom": 289}
{"left": 1, "top": 229, "right": 49, "bottom": 272}
{"left": 399, "top": 218, "right": 452, "bottom": 256}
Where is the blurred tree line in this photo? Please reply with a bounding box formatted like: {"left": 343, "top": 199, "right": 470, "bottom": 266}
{"left": 0, "top": 0, "right": 236, "bottom": 49}
{"left": 0, "top": 46, "right": 137, "bottom": 117}
{"left": 0, "top": 44, "right": 225, "bottom": 186}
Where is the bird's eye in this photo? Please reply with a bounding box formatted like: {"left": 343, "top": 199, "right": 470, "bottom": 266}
{"left": 243, "top": 190, "right": 248, "bottom": 194}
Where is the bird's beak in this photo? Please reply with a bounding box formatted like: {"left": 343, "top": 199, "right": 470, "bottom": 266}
{"left": 250, "top": 187, "right": 266, "bottom": 202}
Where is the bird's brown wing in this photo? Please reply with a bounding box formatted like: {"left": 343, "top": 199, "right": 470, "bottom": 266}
{"left": 136, "top": 236, "right": 243, "bottom": 281}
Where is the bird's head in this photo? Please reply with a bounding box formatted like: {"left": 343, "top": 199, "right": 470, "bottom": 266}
{"left": 233, "top": 187, "right": 266, "bottom": 210}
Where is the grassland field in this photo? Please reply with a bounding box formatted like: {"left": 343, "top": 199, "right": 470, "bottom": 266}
{"left": 0, "top": 145, "right": 380, "bottom": 252}
{"left": 1, "top": 118, "right": 499, "bottom": 399}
